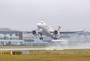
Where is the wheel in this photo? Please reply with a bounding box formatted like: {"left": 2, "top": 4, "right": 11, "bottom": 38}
{"left": 54, "top": 37, "right": 57, "bottom": 40}
{"left": 40, "top": 37, "right": 43, "bottom": 40}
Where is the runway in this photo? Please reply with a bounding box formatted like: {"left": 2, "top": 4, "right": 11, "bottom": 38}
{"left": 0, "top": 42, "right": 90, "bottom": 51}
{"left": 0, "top": 48, "right": 47, "bottom": 51}
{"left": 0, "top": 46, "right": 90, "bottom": 51}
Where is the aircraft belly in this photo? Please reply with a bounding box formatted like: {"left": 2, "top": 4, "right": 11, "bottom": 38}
{"left": 37, "top": 25, "right": 53, "bottom": 38}
{"left": 42, "top": 28, "right": 53, "bottom": 38}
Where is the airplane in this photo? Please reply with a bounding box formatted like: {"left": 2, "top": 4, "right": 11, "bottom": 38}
{"left": 32, "top": 21, "right": 61, "bottom": 40}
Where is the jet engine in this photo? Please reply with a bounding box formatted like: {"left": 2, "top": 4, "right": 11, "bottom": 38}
{"left": 32, "top": 30, "right": 43, "bottom": 40}
{"left": 53, "top": 30, "right": 60, "bottom": 39}
{"left": 54, "top": 30, "right": 58, "bottom": 35}
{"left": 32, "top": 30, "right": 38, "bottom": 35}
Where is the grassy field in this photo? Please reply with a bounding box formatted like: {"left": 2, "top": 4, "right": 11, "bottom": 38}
{"left": 0, "top": 49, "right": 90, "bottom": 61}
{"left": 0, "top": 54, "right": 90, "bottom": 61}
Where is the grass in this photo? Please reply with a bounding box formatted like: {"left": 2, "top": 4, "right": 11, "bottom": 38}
{"left": 0, "top": 49, "right": 90, "bottom": 61}
{"left": 0, "top": 54, "right": 90, "bottom": 61}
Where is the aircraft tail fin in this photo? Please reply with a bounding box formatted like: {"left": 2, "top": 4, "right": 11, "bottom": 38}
{"left": 57, "top": 25, "right": 61, "bottom": 32}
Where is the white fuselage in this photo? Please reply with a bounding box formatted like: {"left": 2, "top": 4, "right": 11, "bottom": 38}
{"left": 37, "top": 21, "right": 60, "bottom": 38}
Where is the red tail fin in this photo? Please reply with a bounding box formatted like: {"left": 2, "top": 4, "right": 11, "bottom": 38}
{"left": 57, "top": 25, "right": 61, "bottom": 32}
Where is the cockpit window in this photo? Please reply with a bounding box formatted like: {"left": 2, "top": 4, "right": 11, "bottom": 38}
{"left": 39, "top": 22, "right": 43, "bottom": 24}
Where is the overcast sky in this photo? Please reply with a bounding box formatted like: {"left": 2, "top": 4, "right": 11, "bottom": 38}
{"left": 0, "top": 0, "right": 90, "bottom": 31}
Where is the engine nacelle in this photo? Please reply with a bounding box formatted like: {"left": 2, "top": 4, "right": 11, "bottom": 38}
{"left": 54, "top": 30, "right": 58, "bottom": 35}
{"left": 53, "top": 30, "right": 60, "bottom": 39}
{"left": 32, "top": 30, "right": 38, "bottom": 35}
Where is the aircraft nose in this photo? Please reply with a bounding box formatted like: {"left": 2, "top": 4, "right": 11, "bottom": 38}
{"left": 37, "top": 23, "right": 42, "bottom": 28}
{"left": 37, "top": 23, "right": 43, "bottom": 26}
{"left": 37, "top": 23, "right": 40, "bottom": 26}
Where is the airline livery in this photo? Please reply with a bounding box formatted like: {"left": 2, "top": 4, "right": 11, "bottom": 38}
{"left": 32, "top": 21, "right": 61, "bottom": 40}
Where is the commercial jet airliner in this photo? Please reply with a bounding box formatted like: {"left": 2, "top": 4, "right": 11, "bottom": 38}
{"left": 32, "top": 21, "right": 61, "bottom": 40}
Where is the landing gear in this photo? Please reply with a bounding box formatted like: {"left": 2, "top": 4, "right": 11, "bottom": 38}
{"left": 54, "top": 37, "right": 57, "bottom": 40}
{"left": 40, "top": 37, "right": 43, "bottom": 40}
{"left": 53, "top": 34, "right": 57, "bottom": 40}
{"left": 39, "top": 32, "right": 43, "bottom": 40}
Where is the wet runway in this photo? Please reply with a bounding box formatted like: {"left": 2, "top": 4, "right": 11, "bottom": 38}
{"left": 0, "top": 39, "right": 90, "bottom": 51}
{"left": 0, "top": 43, "right": 90, "bottom": 51}
{"left": 0, "top": 48, "right": 47, "bottom": 51}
